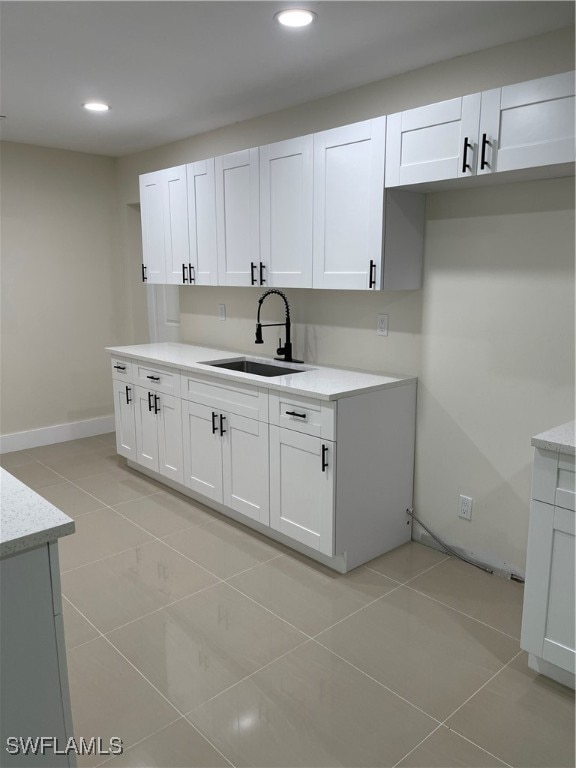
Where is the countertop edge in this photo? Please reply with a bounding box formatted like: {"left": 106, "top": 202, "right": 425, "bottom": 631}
{"left": 531, "top": 420, "right": 576, "bottom": 455}
{"left": 0, "top": 522, "right": 76, "bottom": 559}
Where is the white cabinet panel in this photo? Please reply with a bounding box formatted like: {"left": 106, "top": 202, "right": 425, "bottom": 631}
{"left": 216, "top": 148, "right": 259, "bottom": 286}
{"left": 182, "top": 400, "right": 223, "bottom": 501}
{"left": 112, "top": 379, "right": 136, "bottom": 461}
{"left": 270, "top": 426, "right": 334, "bottom": 555}
{"left": 386, "top": 94, "right": 481, "bottom": 186}
{"left": 139, "top": 172, "right": 166, "bottom": 284}
{"left": 479, "top": 72, "right": 575, "bottom": 175}
{"left": 157, "top": 392, "right": 183, "bottom": 484}
{"left": 222, "top": 413, "right": 269, "bottom": 524}
{"left": 187, "top": 159, "right": 218, "bottom": 285}
{"left": 260, "top": 136, "right": 313, "bottom": 288}
{"left": 135, "top": 386, "right": 159, "bottom": 473}
{"left": 164, "top": 166, "right": 190, "bottom": 284}
{"left": 313, "top": 118, "right": 386, "bottom": 290}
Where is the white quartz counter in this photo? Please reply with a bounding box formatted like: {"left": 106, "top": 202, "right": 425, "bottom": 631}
{"left": 107, "top": 342, "right": 416, "bottom": 400}
{"left": 0, "top": 469, "right": 75, "bottom": 557}
{"left": 532, "top": 421, "right": 575, "bottom": 455}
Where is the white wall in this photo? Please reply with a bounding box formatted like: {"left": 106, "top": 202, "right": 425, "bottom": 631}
{"left": 0, "top": 142, "right": 128, "bottom": 436}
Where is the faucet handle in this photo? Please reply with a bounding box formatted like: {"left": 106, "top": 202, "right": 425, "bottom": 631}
{"left": 276, "top": 338, "right": 285, "bottom": 356}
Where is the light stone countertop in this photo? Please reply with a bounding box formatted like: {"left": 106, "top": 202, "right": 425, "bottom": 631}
{"left": 532, "top": 421, "right": 576, "bottom": 455}
{"left": 107, "top": 342, "right": 417, "bottom": 401}
{"left": 0, "top": 469, "right": 75, "bottom": 557}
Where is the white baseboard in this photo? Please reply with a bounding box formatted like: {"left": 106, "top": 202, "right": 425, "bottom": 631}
{"left": 0, "top": 416, "right": 115, "bottom": 454}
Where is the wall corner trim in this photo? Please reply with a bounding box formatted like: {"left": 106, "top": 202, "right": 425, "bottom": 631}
{"left": 0, "top": 416, "right": 115, "bottom": 454}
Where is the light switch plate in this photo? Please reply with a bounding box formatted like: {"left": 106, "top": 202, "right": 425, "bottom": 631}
{"left": 377, "top": 314, "right": 388, "bottom": 336}
{"left": 218, "top": 304, "right": 226, "bottom": 321}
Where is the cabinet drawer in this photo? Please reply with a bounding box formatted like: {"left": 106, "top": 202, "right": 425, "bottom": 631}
{"left": 181, "top": 373, "right": 268, "bottom": 421}
{"left": 110, "top": 357, "right": 132, "bottom": 381}
{"left": 269, "top": 392, "right": 335, "bottom": 440}
{"left": 532, "top": 448, "right": 575, "bottom": 512}
{"left": 134, "top": 362, "right": 180, "bottom": 396}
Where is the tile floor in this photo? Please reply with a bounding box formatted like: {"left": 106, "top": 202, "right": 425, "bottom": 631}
{"left": 3, "top": 435, "right": 575, "bottom": 767}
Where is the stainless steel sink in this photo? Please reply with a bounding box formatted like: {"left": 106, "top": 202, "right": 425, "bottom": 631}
{"left": 201, "top": 358, "right": 307, "bottom": 377}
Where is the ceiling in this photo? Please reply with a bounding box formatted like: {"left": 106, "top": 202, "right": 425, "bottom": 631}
{"left": 1, "top": 1, "right": 573, "bottom": 157}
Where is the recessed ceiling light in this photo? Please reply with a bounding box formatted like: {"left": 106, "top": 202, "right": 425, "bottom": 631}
{"left": 274, "top": 9, "right": 317, "bottom": 27}
{"left": 83, "top": 102, "right": 110, "bottom": 112}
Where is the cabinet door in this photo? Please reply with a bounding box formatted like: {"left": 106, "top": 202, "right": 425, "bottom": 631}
{"left": 269, "top": 426, "right": 334, "bottom": 555}
{"left": 385, "top": 94, "right": 481, "bottom": 186}
{"left": 134, "top": 387, "right": 159, "bottom": 472}
{"left": 112, "top": 380, "right": 136, "bottom": 460}
{"left": 313, "top": 118, "right": 386, "bottom": 290}
{"left": 182, "top": 400, "right": 223, "bottom": 502}
{"left": 157, "top": 392, "right": 183, "bottom": 484}
{"left": 521, "top": 500, "right": 575, "bottom": 673}
{"left": 222, "top": 412, "right": 269, "bottom": 525}
{"left": 478, "top": 72, "right": 575, "bottom": 175}
{"left": 187, "top": 159, "right": 218, "bottom": 285}
{"left": 139, "top": 171, "right": 167, "bottom": 284}
{"left": 260, "top": 136, "right": 313, "bottom": 288}
{"left": 215, "top": 148, "right": 259, "bottom": 286}
{"left": 163, "top": 166, "right": 190, "bottom": 285}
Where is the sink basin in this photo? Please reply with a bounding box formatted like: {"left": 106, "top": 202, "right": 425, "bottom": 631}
{"left": 202, "top": 358, "right": 307, "bottom": 378}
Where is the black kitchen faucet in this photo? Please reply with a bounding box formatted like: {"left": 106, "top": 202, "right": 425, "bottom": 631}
{"left": 255, "top": 289, "right": 302, "bottom": 363}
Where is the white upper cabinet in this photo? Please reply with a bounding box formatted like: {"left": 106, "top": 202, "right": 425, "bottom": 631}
{"left": 187, "top": 159, "right": 218, "bottom": 285}
{"left": 215, "top": 148, "right": 260, "bottom": 286}
{"left": 259, "top": 136, "right": 314, "bottom": 288}
{"left": 385, "top": 95, "right": 481, "bottom": 187}
{"left": 313, "top": 117, "right": 387, "bottom": 290}
{"left": 139, "top": 166, "right": 190, "bottom": 285}
{"left": 478, "top": 72, "right": 575, "bottom": 176}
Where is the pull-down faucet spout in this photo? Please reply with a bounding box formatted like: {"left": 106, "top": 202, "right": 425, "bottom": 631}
{"left": 255, "top": 289, "right": 302, "bottom": 363}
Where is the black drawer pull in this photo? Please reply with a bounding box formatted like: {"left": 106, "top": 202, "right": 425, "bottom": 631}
{"left": 286, "top": 410, "right": 307, "bottom": 419}
{"left": 259, "top": 262, "right": 266, "bottom": 285}
{"left": 189, "top": 264, "right": 195, "bottom": 284}
{"left": 125, "top": 386, "right": 132, "bottom": 405}
{"left": 154, "top": 394, "right": 160, "bottom": 414}
{"left": 219, "top": 414, "right": 226, "bottom": 436}
{"left": 480, "top": 133, "right": 490, "bottom": 170}
{"left": 114, "top": 365, "right": 126, "bottom": 371}
{"left": 250, "top": 262, "right": 257, "bottom": 286}
{"left": 141, "top": 264, "right": 147, "bottom": 282}
{"left": 211, "top": 411, "right": 218, "bottom": 434}
{"left": 146, "top": 375, "right": 160, "bottom": 381}
{"left": 147, "top": 391, "right": 154, "bottom": 412}
{"left": 462, "top": 136, "right": 473, "bottom": 173}
{"left": 182, "top": 263, "right": 188, "bottom": 283}
{"left": 369, "top": 260, "right": 376, "bottom": 289}
{"left": 321, "top": 444, "right": 328, "bottom": 472}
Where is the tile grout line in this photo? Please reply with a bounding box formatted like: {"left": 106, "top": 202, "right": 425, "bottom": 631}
{"left": 391, "top": 723, "right": 445, "bottom": 768}
{"left": 95, "top": 716, "right": 183, "bottom": 768}
{"left": 363, "top": 553, "right": 452, "bottom": 584}
{"left": 442, "top": 729, "right": 515, "bottom": 768}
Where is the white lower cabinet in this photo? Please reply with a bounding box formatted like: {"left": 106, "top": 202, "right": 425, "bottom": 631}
{"left": 182, "top": 400, "right": 269, "bottom": 525}
{"left": 269, "top": 426, "right": 334, "bottom": 556}
{"left": 134, "top": 386, "right": 183, "bottom": 483}
{"left": 112, "top": 379, "right": 136, "bottom": 460}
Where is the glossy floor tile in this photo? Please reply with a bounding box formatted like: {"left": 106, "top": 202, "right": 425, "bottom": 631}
{"left": 74, "top": 467, "right": 161, "bottom": 507}
{"left": 114, "top": 492, "right": 216, "bottom": 538}
{"left": 317, "top": 586, "right": 519, "bottom": 720}
{"left": 0, "top": 449, "right": 35, "bottom": 469}
{"left": 365, "top": 541, "right": 449, "bottom": 582}
{"left": 447, "top": 652, "right": 575, "bottom": 768}
{"left": 108, "top": 582, "right": 307, "bottom": 713}
{"left": 58, "top": 507, "right": 153, "bottom": 572}
{"left": 67, "top": 637, "right": 178, "bottom": 767}
{"left": 62, "top": 540, "right": 219, "bottom": 632}
{"left": 62, "top": 598, "right": 100, "bottom": 649}
{"left": 38, "top": 481, "right": 107, "bottom": 518}
{"left": 189, "top": 641, "right": 436, "bottom": 767}
{"left": 408, "top": 557, "right": 524, "bottom": 638}
{"left": 163, "top": 518, "right": 283, "bottom": 579}
{"left": 44, "top": 451, "right": 126, "bottom": 481}
{"left": 102, "top": 718, "right": 230, "bottom": 767}
{"left": 228, "top": 554, "right": 397, "bottom": 636}
{"left": 397, "top": 725, "right": 507, "bottom": 767}
{"left": 5, "top": 460, "right": 64, "bottom": 489}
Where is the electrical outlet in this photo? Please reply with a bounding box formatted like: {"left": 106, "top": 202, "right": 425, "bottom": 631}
{"left": 218, "top": 304, "right": 226, "bottom": 321}
{"left": 377, "top": 314, "right": 388, "bottom": 336}
{"left": 458, "top": 495, "right": 473, "bottom": 521}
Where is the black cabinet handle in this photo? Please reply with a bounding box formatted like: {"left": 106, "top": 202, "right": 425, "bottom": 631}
{"left": 462, "top": 136, "right": 473, "bottom": 173}
{"left": 113, "top": 365, "right": 126, "bottom": 371}
{"left": 147, "top": 375, "right": 160, "bottom": 381}
{"left": 259, "top": 262, "right": 266, "bottom": 285}
{"left": 250, "top": 262, "right": 257, "bottom": 286}
{"left": 211, "top": 411, "right": 218, "bottom": 434}
{"left": 154, "top": 394, "right": 160, "bottom": 414}
{"left": 286, "top": 410, "right": 307, "bottom": 419}
{"left": 182, "top": 263, "right": 188, "bottom": 283}
{"left": 321, "top": 444, "right": 328, "bottom": 472}
{"left": 148, "top": 391, "right": 153, "bottom": 412}
{"left": 125, "top": 386, "right": 132, "bottom": 405}
{"left": 141, "top": 264, "right": 147, "bottom": 282}
{"left": 480, "top": 133, "right": 490, "bottom": 170}
{"left": 219, "top": 414, "right": 226, "bottom": 436}
{"left": 189, "top": 264, "right": 195, "bottom": 284}
{"left": 369, "top": 260, "right": 376, "bottom": 289}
